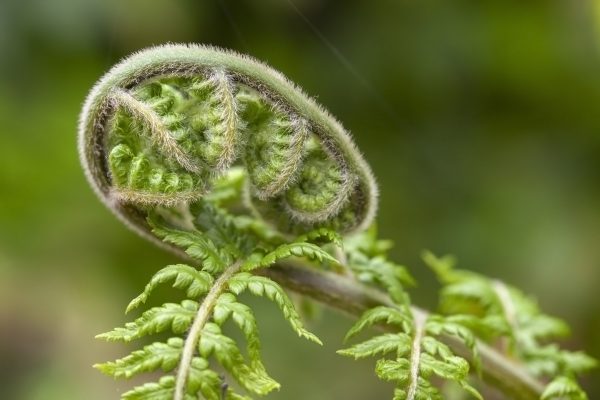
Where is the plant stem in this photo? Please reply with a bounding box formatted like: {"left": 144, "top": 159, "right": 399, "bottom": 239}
{"left": 261, "top": 260, "right": 546, "bottom": 400}
{"left": 174, "top": 260, "right": 242, "bottom": 400}
{"left": 407, "top": 310, "right": 426, "bottom": 400}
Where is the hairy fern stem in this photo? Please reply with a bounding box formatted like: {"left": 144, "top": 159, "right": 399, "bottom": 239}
{"left": 174, "top": 260, "right": 242, "bottom": 400}
{"left": 407, "top": 311, "right": 426, "bottom": 400}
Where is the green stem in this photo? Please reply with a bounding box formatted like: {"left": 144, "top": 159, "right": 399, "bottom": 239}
{"left": 407, "top": 310, "right": 426, "bottom": 400}
{"left": 261, "top": 260, "right": 546, "bottom": 400}
{"left": 174, "top": 260, "right": 242, "bottom": 400}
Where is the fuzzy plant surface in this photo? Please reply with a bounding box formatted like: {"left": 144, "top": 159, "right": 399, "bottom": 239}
{"left": 78, "top": 44, "right": 596, "bottom": 400}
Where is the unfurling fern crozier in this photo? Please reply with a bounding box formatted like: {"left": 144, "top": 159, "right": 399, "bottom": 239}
{"left": 78, "top": 44, "right": 378, "bottom": 242}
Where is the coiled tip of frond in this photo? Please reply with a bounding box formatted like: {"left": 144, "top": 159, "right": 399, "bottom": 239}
{"left": 78, "top": 43, "right": 378, "bottom": 242}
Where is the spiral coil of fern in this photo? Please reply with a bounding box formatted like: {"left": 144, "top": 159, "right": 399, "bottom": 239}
{"left": 78, "top": 44, "right": 378, "bottom": 241}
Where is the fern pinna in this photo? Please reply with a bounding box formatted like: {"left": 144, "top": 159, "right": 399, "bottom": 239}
{"left": 423, "top": 252, "right": 597, "bottom": 400}
{"left": 79, "top": 44, "right": 595, "bottom": 399}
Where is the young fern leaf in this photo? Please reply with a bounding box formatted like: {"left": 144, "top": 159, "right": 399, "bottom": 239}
{"left": 121, "top": 376, "right": 183, "bottom": 400}
{"left": 95, "top": 337, "right": 183, "bottom": 378}
{"left": 339, "top": 244, "right": 482, "bottom": 400}
{"left": 340, "top": 307, "right": 482, "bottom": 400}
{"left": 244, "top": 241, "right": 340, "bottom": 272}
{"left": 228, "top": 272, "right": 322, "bottom": 344}
{"left": 338, "top": 333, "right": 412, "bottom": 360}
{"left": 150, "top": 221, "right": 230, "bottom": 274}
{"left": 343, "top": 226, "right": 414, "bottom": 305}
{"left": 120, "top": 358, "right": 227, "bottom": 400}
{"left": 424, "top": 251, "right": 598, "bottom": 399}
{"left": 127, "top": 264, "right": 214, "bottom": 313}
{"left": 198, "top": 322, "right": 279, "bottom": 395}
{"left": 343, "top": 306, "right": 411, "bottom": 341}
{"left": 541, "top": 376, "right": 589, "bottom": 400}
{"left": 97, "top": 300, "right": 198, "bottom": 342}
{"left": 295, "top": 227, "right": 343, "bottom": 247}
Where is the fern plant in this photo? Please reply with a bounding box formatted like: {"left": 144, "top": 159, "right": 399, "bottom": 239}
{"left": 79, "top": 44, "right": 596, "bottom": 400}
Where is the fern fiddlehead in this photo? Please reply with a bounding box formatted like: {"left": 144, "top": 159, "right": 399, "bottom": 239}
{"left": 79, "top": 44, "right": 595, "bottom": 400}
{"left": 79, "top": 44, "right": 377, "bottom": 240}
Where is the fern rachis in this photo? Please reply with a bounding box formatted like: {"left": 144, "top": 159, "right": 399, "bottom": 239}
{"left": 173, "top": 259, "right": 241, "bottom": 400}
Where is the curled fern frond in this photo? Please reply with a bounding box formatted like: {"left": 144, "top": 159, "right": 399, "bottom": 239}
{"left": 79, "top": 44, "right": 378, "bottom": 244}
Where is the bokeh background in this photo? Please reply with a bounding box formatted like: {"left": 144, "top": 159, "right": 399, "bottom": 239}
{"left": 0, "top": 0, "right": 599, "bottom": 398}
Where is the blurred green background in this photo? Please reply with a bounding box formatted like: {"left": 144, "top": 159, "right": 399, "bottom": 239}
{"left": 0, "top": 0, "right": 599, "bottom": 398}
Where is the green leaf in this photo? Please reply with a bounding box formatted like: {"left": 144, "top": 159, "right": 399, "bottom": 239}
{"left": 244, "top": 241, "right": 339, "bottom": 271}
{"left": 422, "top": 250, "right": 482, "bottom": 287}
{"left": 122, "top": 376, "right": 194, "bottom": 400}
{"left": 228, "top": 272, "right": 322, "bottom": 344}
{"left": 345, "top": 238, "right": 414, "bottom": 305}
{"left": 342, "top": 307, "right": 481, "bottom": 400}
{"left": 97, "top": 300, "right": 197, "bottom": 342}
{"left": 95, "top": 337, "right": 183, "bottom": 379}
{"left": 204, "top": 166, "right": 246, "bottom": 205}
{"left": 189, "top": 201, "right": 248, "bottom": 257}
{"left": 126, "top": 264, "right": 214, "bottom": 313}
{"left": 438, "top": 314, "right": 508, "bottom": 341}
{"left": 344, "top": 306, "right": 410, "bottom": 341}
{"left": 121, "top": 358, "right": 218, "bottom": 400}
{"left": 560, "top": 351, "right": 598, "bottom": 373}
{"left": 426, "top": 315, "right": 480, "bottom": 372}
{"left": 213, "top": 293, "right": 263, "bottom": 364}
{"left": 295, "top": 227, "right": 342, "bottom": 247}
{"left": 419, "top": 352, "right": 469, "bottom": 381}
{"left": 426, "top": 250, "right": 596, "bottom": 392}
{"left": 150, "top": 222, "right": 229, "bottom": 274}
{"left": 375, "top": 358, "right": 410, "bottom": 382}
{"left": 435, "top": 277, "right": 501, "bottom": 320}
{"left": 459, "top": 380, "right": 484, "bottom": 400}
{"left": 198, "top": 322, "right": 280, "bottom": 395}
{"left": 366, "top": 256, "right": 414, "bottom": 304}
{"left": 338, "top": 333, "right": 411, "bottom": 360}
{"left": 541, "top": 376, "right": 588, "bottom": 400}
{"left": 187, "top": 357, "right": 224, "bottom": 400}
{"left": 344, "top": 224, "right": 393, "bottom": 257}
